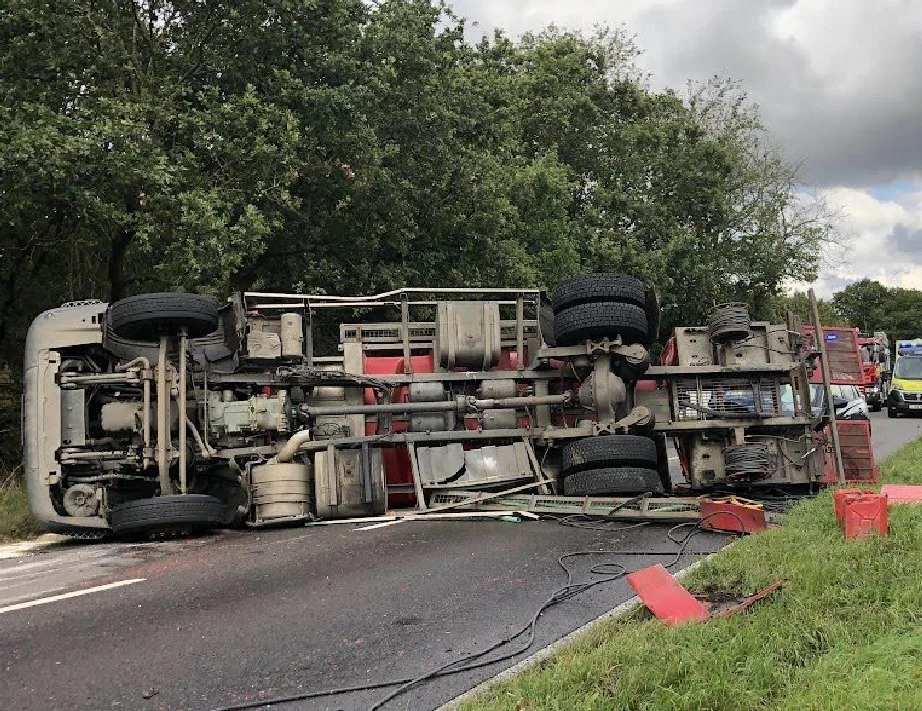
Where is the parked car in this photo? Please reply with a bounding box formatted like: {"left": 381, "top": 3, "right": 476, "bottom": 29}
{"left": 779, "top": 384, "right": 869, "bottom": 421}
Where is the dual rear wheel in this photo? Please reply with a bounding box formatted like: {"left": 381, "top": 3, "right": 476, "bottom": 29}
{"left": 552, "top": 274, "right": 663, "bottom": 496}
{"left": 550, "top": 274, "right": 659, "bottom": 348}
{"left": 560, "top": 434, "right": 665, "bottom": 496}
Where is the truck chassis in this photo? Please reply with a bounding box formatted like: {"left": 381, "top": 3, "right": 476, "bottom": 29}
{"left": 23, "top": 275, "right": 830, "bottom": 535}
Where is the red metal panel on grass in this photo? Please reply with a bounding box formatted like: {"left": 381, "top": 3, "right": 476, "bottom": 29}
{"left": 881, "top": 485, "right": 922, "bottom": 504}
{"left": 626, "top": 564, "right": 709, "bottom": 626}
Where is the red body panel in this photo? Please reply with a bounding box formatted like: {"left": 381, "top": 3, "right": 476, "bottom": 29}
{"left": 801, "top": 326, "right": 863, "bottom": 386}
{"left": 627, "top": 564, "right": 710, "bottom": 626}
{"left": 881, "top": 484, "right": 922, "bottom": 504}
{"left": 360, "top": 347, "right": 535, "bottom": 507}
{"left": 700, "top": 500, "right": 767, "bottom": 533}
{"left": 820, "top": 420, "right": 878, "bottom": 484}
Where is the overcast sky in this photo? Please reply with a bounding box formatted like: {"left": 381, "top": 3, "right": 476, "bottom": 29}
{"left": 453, "top": 0, "right": 922, "bottom": 297}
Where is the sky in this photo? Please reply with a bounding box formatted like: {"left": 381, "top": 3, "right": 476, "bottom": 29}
{"left": 452, "top": 0, "right": 922, "bottom": 297}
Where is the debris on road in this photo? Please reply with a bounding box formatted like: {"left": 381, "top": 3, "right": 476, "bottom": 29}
{"left": 628, "top": 563, "right": 786, "bottom": 625}
{"left": 429, "top": 490, "right": 701, "bottom": 522}
{"left": 626, "top": 564, "right": 710, "bottom": 626}
{"left": 354, "top": 510, "right": 539, "bottom": 530}
{"left": 699, "top": 497, "right": 768, "bottom": 533}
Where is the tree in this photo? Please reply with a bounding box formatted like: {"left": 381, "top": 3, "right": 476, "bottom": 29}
{"left": 832, "top": 279, "right": 892, "bottom": 333}
{"left": 830, "top": 279, "right": 922, "bottom": 340}
{"left": 0, "top": 0, "right": 361, "bottom": 358}
{"left": 771, "top": 292, "right": 845, "bottom": 327}
{"left": 0, "top": 1, "right": 843, "bottom": 467}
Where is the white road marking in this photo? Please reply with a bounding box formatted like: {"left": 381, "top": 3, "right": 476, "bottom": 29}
{"left": 0, "top": 578, "right": 145, "bottom": 614}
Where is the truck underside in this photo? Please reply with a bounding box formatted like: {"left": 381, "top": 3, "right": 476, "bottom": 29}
{"left": 23, "top": 275, "right": 832, "bottom": 535}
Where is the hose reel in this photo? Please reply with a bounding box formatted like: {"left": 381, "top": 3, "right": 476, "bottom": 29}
{"left": 723, "top": 443, "right": 771, "bottom": 481}
{"left": 708, "top": 303, "right": 751, "bottom": 344}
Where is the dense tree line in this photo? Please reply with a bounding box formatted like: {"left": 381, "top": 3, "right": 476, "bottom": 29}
{"left": 0, "top": 0, "right": 837, "bottom": 466}
{"left": 832, "top": 279, "right": 922, "bottom": 340}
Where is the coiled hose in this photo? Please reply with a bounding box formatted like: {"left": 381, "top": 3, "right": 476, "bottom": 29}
{"left": 723, "top": 442, "right": 771, "bottom": 481}
{"left": 708, "top": 302, "right": 751, "bottom": 344}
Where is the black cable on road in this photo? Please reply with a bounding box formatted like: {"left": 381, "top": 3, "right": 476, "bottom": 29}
{"left": 206, "top": 517, "right": 740, "bottom": 711}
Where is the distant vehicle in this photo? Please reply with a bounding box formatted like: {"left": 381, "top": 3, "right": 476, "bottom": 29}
{"left": 720, "top": 389, "right": 777, "bottom": 416}
{"left": 858, "top": 332, "right": 890, "bottom": 412}
{"left": 887, "top": 345, "right": 922, "bottom": 418}
{"left": 817, "top": 384, "right": 869, "bottom": 421}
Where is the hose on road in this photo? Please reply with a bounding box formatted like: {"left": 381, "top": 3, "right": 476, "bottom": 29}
{"left": 206, "top": 515, "right": 741, "bottom": 711}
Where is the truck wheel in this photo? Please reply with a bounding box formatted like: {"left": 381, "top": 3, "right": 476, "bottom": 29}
{"left": 109, "top": 494, "right": 227, "bottom": 534}
{"left": 109, "top": 292, "right": 220, "bottom": 341}
{"left": 562, "top": 434, "right": 657, "bottom": 474}
{"left": 553, "top": 302, "right": 648, "bottom": 346}
{"left": 552, "top": 273, "right": 660, "bottom": 343}
{"left": 871, "top": 402, "right": 882, "bottom": 413}
{"left": 552, "top": 274, "right": 647, "bottom": 314}
{"left": 562, "top": 467, "right": 664, "bottom": 496}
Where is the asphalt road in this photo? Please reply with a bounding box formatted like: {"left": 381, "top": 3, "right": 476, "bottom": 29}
{"left": 1, "top": 411, "right": 918, "bottom": 711}
{"left": 2, "top": 521, "right": 723, "bottom": 711}
{"left": 869, "top": 408, "right": 922, "bottom": 460}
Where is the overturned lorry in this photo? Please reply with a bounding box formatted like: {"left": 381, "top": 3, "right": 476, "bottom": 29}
{"left": 23, "top": 275, "right": 835, "bottom": 535}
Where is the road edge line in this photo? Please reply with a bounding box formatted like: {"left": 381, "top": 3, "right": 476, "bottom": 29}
{"left": 437, "top": 554, "right": 715, "bottom": 711}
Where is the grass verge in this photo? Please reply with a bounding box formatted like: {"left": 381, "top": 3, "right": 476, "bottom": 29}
{"left": 460, "top": 438, "right": 922, "bottom": 711}
{"left": 0, "top": 476, "right": 42, "bottom": 543}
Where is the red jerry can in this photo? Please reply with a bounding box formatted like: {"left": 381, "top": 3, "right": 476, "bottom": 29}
{"left": 834, "top": 488, "right": 871, "bottom": 525}
{"left": 842, "top": 493, "right": 888, "bottom": 539}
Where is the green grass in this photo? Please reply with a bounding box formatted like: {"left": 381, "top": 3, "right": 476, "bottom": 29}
{"left": 461, "top": 438, "right": 922, "bottom": 711}
{"left": 0, "top": 476, "right": 42, "bottom": 543}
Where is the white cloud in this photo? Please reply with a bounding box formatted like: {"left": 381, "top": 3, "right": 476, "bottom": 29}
{"left": 453, "top": 0, "right": 922, "bottom": 188}
{"left": 451, "top": 0, "right": 922, "bottom": 293}
{"left": 802, "top": 182, "right": 922, "bottom": 296}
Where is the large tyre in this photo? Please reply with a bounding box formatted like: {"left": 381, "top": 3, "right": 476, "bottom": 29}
{"left": 552, "top": 274, "right": 646, "bottom": 314}
{"left": 109, "top": 292, "right": 220, "bottom": 341}
{"left": 553, "top": 302, "right": 648, "bottom": 346}
{"left": 109, "top": 494, "right": 226, "bottom": 534}
{"left": 562, "top": 435, "right": 657, "bottom": 474}
{"left": 563, "top": 467, "right": 664, "bottom": 496}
